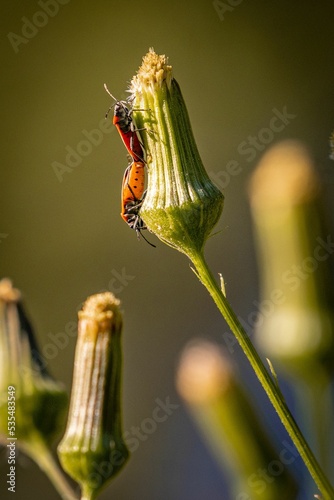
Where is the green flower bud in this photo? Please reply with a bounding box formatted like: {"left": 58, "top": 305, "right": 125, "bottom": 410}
{"left": 0, "top": 278, "right": 68, "bottom": 447}
{"left": 130, "top": 49, "right": 224, "bottom": 258}
{"left": 248, "top": 141, "right": 334, "bottom": 375}
{"left": 0, "top": 278, "right": 76, "bottom": 500}
{"left": 58, "top": 292, "right": 129, "bottom": 500}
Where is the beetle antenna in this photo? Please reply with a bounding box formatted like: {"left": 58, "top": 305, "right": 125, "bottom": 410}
{"left": 138, "top": 229, "right": 156, "bottom": 248}
{"left": 103, "top": 83, "right": 117, "bottom": 101}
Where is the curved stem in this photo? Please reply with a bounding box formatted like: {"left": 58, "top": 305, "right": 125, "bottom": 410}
{"left": 190, "top": 249, "right": 334, "bottom": 500}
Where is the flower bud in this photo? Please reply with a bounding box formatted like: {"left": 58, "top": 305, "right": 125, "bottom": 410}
{"left": 248, "top": 141, "right": 334, "bottom": 375}
{"left": 130, "top": 49, "right": 224, "bottom": 258}
{"left": 0, "top": 278, "right": 76, "bottom": 499}
{"left": 57, "top": 292, "right": 128, "bottom": 500}
{"left": 0, "top": 278, "right": 68, "bottom": 446}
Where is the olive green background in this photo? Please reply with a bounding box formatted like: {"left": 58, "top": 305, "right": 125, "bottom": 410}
{"left": 1, "top": 1, "right": 334, "bottom": 499}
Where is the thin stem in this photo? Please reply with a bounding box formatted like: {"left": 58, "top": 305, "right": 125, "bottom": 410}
{"left": 190, "top": 249, "right": 334, "bottom": 500}
{"left": 81, "top": 488, "right": 95, "bottom": 500}
{"left": 20, "top": 438, "right": 78, "bottom": 500}
{"left": 80, "top": 481, "right": 98, "bottom": 500}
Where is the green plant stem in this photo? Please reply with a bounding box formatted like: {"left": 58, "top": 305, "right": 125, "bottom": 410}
{"left": 190, "top": 249, "right": 334, "bottom": 500}
{"left": 20, "top": 437, "right": 78, "bottom": 500}
{"left": 80, "top": 487, "right": 95, "bottom": 500}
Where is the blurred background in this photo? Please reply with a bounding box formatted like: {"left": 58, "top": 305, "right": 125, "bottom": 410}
{"left": 1, "top": 0, "right": 334, "bottom": 498}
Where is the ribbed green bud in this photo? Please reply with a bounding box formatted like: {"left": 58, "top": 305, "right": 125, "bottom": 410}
{"left": 130, "top": 49, "right": 224, "bottom": 258}
{"left": 57, "top": 292, "right": 128, "bottom": 500}
{"left": 0, "top": 278, "right": 68, "bottom": 447}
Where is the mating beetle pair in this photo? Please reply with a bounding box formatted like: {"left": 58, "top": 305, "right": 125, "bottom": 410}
{"left": 104, "top": 85, "right": 155, "bottom": 247}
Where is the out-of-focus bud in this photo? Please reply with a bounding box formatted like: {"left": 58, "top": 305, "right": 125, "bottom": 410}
{"left": 0, "top": 277, "right": 68, "bottom": 446}
{"left": 58, "top": 292, "right": 129, "bottom": 500}
{"left": 0, "top": 278, "right": 75, "bottom": 499}
{"left": 176, "top": 339, "right": 298, "bottom": 500}
{"left": 248, "top": 141, "right": 334, "bottom": 376}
